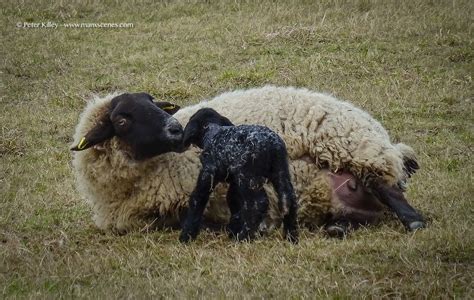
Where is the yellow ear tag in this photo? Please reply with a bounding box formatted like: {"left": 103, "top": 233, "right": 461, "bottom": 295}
{"left": 162, "top": 105, "right": 176, "bottom": 110}
{"left": 77, "top": 137, "right": 88, "bottom": 150}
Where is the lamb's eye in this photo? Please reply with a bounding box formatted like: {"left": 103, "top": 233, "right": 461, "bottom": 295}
{"left": 117, "top": 118, "right": 127, "bottom": 126}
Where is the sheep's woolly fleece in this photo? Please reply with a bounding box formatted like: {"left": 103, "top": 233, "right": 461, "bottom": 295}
{"left": 72, "top": 86, "right": 416, "bottom": 232}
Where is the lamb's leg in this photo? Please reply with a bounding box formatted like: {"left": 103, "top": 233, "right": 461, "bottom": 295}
{"left": 234, "top": 189, "right": 258, "bottom": 242}
{"left": 371, "top": 180, "right": 425, "bottom": 231}
{"left": 179, "top": 168, "right": 215, "bottom": 243}
{"left": 255, "top": 190, "right": 270, "bottom": 229}
{"left": 233, "top": 183, "right": 268, "bottom": 242}
{"left": 271, "top": 171, "right": 299, "bottom": 244}
{"left": 226, "top": 182, "right": 242, "bottom": 238}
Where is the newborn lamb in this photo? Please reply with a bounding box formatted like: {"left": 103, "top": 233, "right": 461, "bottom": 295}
{"left": 179, "top": 108, "right": 298, "bottom": 243}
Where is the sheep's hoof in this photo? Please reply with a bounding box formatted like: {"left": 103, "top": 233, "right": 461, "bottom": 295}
{"left": 408, "top": 221, "right": 425, "bottom": 231}
{"left": 325, "top": 224, "right": 348, "bottom": 239}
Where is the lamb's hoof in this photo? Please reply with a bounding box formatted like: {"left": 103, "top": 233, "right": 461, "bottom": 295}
{"left": 226, "top": 223, "right": 242, "bottom": 239}
{"left": 408, "top": 221, "right": 425, "bottom": 231}
{"left": 325, "top": 224, "right": 348, "bottom": 239}
{"left": 179, "top": 232, "right": 193, "bottom": 243}
{"left": 286, "top": 232, "right": 299, "bottom": 244}
{"left": 235, "top": 231, "right": 254, "bottom": 242}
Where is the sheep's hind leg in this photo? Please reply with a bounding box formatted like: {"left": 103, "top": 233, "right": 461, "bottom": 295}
{"left": 325, "top": 170, "right": 381, "bottom": 238}
{"left": 179, "top": 168, "right": 215, "bottom": 243}
{"left": 324, "top": 217, "right": 361, "bottom": 238}
{"left": 371, "top": 180, "right": 425, "bottom": 231}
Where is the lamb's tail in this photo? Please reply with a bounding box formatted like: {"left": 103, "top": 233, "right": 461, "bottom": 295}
{"left": 395, "top": 143, "right": 419, "bottom": 191}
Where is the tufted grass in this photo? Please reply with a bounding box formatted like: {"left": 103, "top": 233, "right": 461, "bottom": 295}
{"left": 1, "top": 0, "right": 473, "bottom": 298}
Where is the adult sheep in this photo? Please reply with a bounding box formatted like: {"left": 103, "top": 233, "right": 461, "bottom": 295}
{"left": 71, "top": 86, "right": 425, "bottom": 236}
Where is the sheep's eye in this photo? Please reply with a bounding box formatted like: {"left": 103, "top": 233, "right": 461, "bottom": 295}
{"left": 117, "top": 118, "right": 127, "bottom": 126}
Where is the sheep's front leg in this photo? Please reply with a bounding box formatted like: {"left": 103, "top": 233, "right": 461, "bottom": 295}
{"left": 179, "top": 168, "right": 215, "bottom": 243}
{"left": 371, "top": 180, "right": 425, "bottom": 231}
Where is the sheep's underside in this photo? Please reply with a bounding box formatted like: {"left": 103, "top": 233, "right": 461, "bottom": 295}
{"left": 131, "top": 164, "right": 424, "bottom": 238}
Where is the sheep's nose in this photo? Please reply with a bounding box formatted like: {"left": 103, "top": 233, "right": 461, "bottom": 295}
{"left": 168, "top": 125, "right": 182, "bottom": 135}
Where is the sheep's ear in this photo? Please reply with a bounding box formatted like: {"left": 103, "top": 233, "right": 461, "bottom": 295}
{"left": 155, "top": 101, "right": 180, "bottom": 115}
{"left": 71, "top": 116, "right": 115, "bottom": 151}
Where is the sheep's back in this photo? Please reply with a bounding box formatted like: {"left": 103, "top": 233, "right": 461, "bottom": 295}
{"left": 175, "top": 86, "right": 406, "bottom": 186}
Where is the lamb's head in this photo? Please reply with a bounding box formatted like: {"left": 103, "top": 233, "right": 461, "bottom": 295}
{"left": 182, "top": 108, "right": 234, "bottom": 149}
{"left": 71, "top": 92, "right": 183, "bottom": 160}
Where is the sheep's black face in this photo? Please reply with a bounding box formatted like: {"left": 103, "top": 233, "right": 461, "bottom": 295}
{"left": 110, "top": 93, "right": 183, "bottom": 160}
{"left": 71, "top": 92, "right": 183, "bottom": 160}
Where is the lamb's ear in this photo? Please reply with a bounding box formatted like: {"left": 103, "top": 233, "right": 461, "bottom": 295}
{"left": 155, "top": 101, "right": 180, "bottom": 115}
{"left": 220, "top": 115, "right": 234, "bottom": 127}
{"left": 71, "top": 116, "right": 115, "bottom": 151}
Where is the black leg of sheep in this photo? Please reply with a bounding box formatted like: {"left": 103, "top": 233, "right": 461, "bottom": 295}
{"left": 372, "top": 181, "right": 425, "bottom": 231}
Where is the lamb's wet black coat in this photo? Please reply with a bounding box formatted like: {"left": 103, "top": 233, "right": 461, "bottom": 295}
{"left": 180, "top": 108, "right": 298, "bottom": 243}
{"left": 202, "top": 125, "right": 285, "bottom": 186}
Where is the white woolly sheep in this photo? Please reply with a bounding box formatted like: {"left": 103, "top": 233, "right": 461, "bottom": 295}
{"left": 71, "top": 86, "right": 425, "bottom": 236}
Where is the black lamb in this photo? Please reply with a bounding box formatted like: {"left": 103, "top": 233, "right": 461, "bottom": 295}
{"left": 179, "top": 108, "right": 298, "bottom": 244}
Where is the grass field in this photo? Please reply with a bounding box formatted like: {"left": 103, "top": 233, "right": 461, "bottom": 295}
{"left": 1, "top": 0, "right": 473, "bottom": 298}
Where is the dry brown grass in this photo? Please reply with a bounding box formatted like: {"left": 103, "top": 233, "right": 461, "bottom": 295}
{"left": 1, "top": 0, "right": 473, "bottom": 298}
